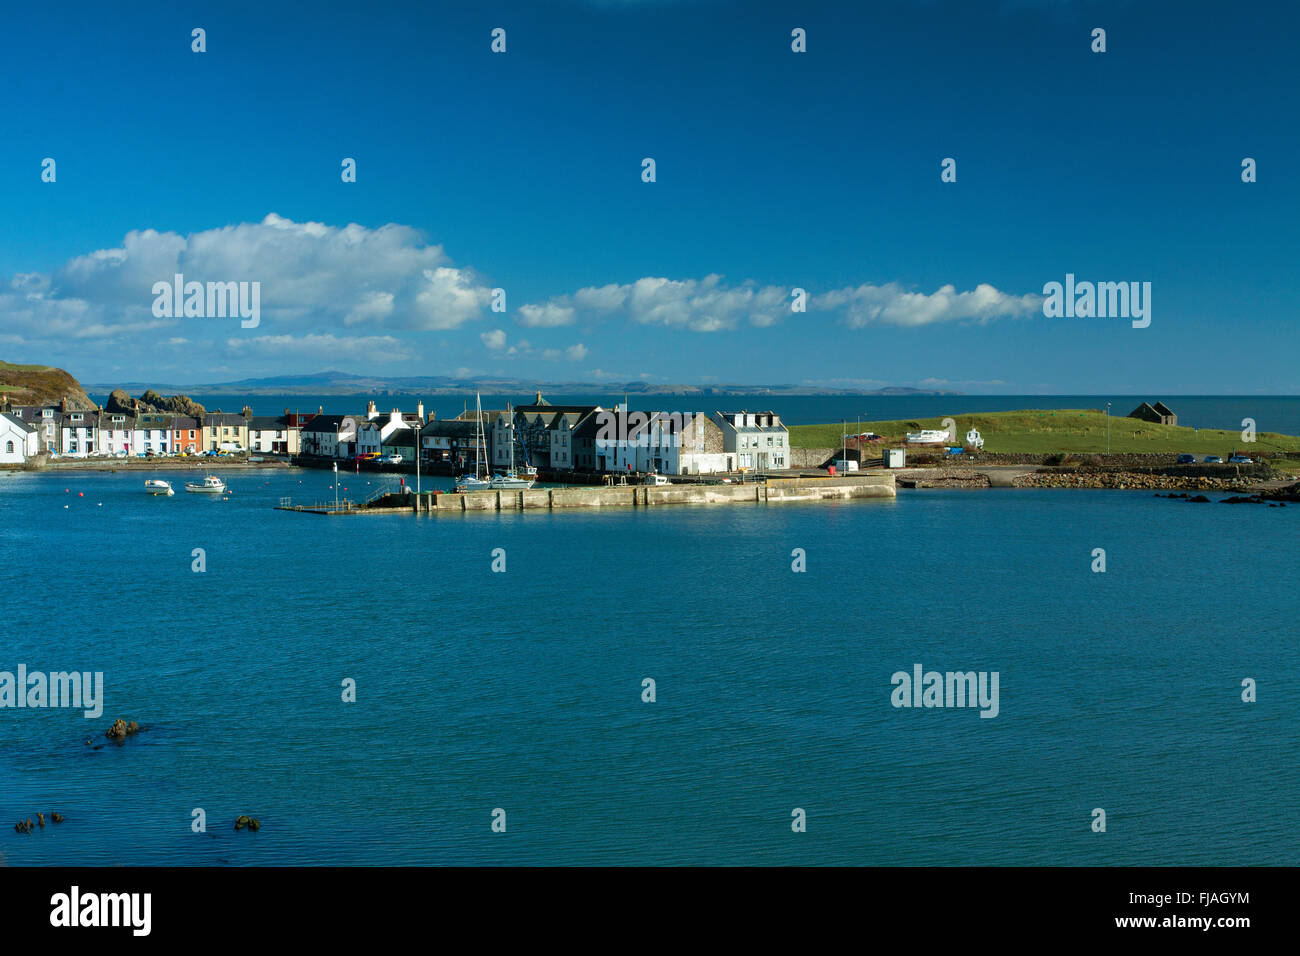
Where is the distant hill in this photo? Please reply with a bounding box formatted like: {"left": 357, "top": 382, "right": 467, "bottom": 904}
{"left": 84, "top": 369, "right": 963, "bottom": 398}
{"left": 0, "top": 360, "right": 96, "bottom": 411}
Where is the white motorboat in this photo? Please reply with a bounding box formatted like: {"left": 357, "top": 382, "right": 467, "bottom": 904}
{"left": 489, "top": 472, "right": 535, "bottom": 490}
{"left": 644, "top": 473, "right": 671, "bottom": 486}
{"left": 185, "top": 476, "right": 227, "bottom": 494}
{"left": 145, "top": 479, "right": 174, "bottom": 496}
{"left": 905, "top": 429, "right": 950, "bottom": 445}
{"left": 965, "top": 428, "right": 984, "bottom": 450}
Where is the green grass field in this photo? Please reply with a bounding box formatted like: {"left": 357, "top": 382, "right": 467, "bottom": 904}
{"left": 788, "top": 409, "right": 1300, "bottom": 456}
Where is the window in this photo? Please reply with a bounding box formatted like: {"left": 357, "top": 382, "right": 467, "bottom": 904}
{"left": 4, "top": 441, "right": 12, "bottom": 453}
{"left": 767, "top": 437, "right": 773, "bottom": 446}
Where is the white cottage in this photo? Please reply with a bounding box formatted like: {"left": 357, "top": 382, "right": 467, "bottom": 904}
{"left": 0, "top": 412, "right": 39, "bottom": 464}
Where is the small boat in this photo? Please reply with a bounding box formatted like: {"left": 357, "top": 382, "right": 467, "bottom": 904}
{"left": 185, "top": 476, "right": 227, "bottom": 494}
{"left": 905, "top": 429, "right": 950, "bottom": 445}
{"left": 644, "top": 473, "right": 671, "bottom": 486}
{"left": 489, "top": 472, "right": 535, "bottom": 490}
{"left": 455, "top": 475, "right": 491, "bottom": 492}
{"left": 145, "top": 479, "right": 174, "bottom": 496}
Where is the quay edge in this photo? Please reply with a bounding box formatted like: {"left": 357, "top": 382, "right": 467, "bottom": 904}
{"left": 275, "top": 474, "right": 896, "bottom": 515}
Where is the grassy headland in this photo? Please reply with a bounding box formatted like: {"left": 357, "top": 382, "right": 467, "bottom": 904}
{"left": 788, "top": 409, "right": 1300, "bottom": 456}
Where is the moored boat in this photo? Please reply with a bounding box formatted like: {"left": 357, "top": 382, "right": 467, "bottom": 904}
{"left": 144, "top": 479, "right": 174, "bottom": 496}
{"left": 185, "top": 476, "right": 227, "bottom": 494}
{"left": 454, "top": 392, "right": 491, "bottom": 491}
{"left": 489, "top": 472, "right": 535, "bottom": 490}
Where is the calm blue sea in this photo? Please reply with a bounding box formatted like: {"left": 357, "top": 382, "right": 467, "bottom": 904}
{"left": 1, "top": 468, "right": 1296, "bottom": 866}
{"left": 91, "top": 394, "right": 1300, "bottom": 435}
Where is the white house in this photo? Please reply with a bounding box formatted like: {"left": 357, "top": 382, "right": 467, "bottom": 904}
{"left": 0, "top": 412, "right": 38, "bottom": 464}
{"left": 592, "top": 409, "right": 729, "bottom": 475}
{"left": 134, "top": 414, "right": 173, "bottom": 456}
{"left": 60, "top": 410, "right": 96, "bottom": 456}
{"left": 356, "top": 408, "right": 417, "bottom": 457}
{"left": 712, "top": 410, "right": 789, "bottom": 471}
{"left": 98, "top": 413, "right": 135, "bottom": 456}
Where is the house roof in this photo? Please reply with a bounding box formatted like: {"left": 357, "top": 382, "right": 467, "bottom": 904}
{"left": 1128, "top": 402, "right": 1158, "bottom": 417}
{"left": 421, "top": 419, "right": 481, "bottom": 440}
{"left": 301, "top": 414, "right": 347, "bottom": 434}
{"left": 382, "top": 428, "right": 416, "bottom": 446}
{"left": 0, "top": 412, "right": 37, "bottom": 433}
{"left": 1152, "top": 401, "right": 1176, "bottom": 416}
{"left": 203, "top": 413, "right": 247, "bottom": 426}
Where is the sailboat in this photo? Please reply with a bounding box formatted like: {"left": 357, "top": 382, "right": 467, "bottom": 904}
{"left": 490, "top": 403, "right": 536, "bottom": 489}
{"left": 454, "top": 393, "right": 491, "bottom": 491}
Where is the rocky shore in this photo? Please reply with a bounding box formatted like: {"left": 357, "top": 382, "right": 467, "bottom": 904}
{"left": 1012, "top": 472, "right": 1262, "bottom": 491}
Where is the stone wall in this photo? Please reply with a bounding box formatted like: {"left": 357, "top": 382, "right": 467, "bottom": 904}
{"left": 426, "top": 474, "right": 896, "bottom": 512}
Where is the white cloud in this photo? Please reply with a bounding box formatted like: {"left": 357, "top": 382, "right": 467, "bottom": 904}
{"left": 521, "top": 274, "right": 788, "bottom": 333}
{"left": 517, "top": 302, "right": 577, "bottom": 328}
{"left": 481, "top": 328, "right": 507, "bottom": 350}
{"left": 813, "top": 282, "right": 1040, "bottom": 328}
{"left": 0, "top": 214, "right": 494, "bottom": 349}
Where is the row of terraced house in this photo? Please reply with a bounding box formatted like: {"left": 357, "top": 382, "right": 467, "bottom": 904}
{"left": 0, "top": 398, "right": 312, "bottom": 462}
{"left": 2, "top": 393, "right": 792, "bottom": 475}
{"left": 300, "top": 393, "right": 791, "bottom": 476}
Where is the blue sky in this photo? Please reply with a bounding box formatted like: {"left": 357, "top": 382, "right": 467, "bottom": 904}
{"left": 1, "top": 0, "right": 1296, "bottom": 392}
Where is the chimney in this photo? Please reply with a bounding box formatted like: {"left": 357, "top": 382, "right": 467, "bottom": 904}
{"left": 417, "top": 401, "right": 425, "bottom": 422}
{"left": 367, "top": 400, "right": 377, "bottom": 418}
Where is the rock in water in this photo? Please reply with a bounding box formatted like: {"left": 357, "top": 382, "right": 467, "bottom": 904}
{"left": 37, "top": 812, "right": 45, "bottom": 828}
{"left": 235, "top": 815, "right": 251, "bottom": 831}
{"left": 51, "top": 811, "right": 64, "bottom": 823}
{"left": 248, "top": 818, "right": 261, "bottom": 831}
{"left": 105, "top": 718, "right": 141, "bottom": 739}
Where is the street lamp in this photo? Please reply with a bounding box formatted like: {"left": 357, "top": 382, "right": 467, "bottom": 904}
{"left": 1106, "top": 402, "right": 1112, "bottom": 455}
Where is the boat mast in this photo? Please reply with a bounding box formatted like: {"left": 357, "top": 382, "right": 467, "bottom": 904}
{"left": 475, "top": 392, "right": 485, "bottom": 479}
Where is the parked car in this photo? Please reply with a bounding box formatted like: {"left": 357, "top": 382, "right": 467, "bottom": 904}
{"left": 1176, "top": 453, "right": 1197, "bottom": 464}
{"left": 1228, "top": 455, "right": 1253, "bottom": 464}
{"left": 1203, "top": 455, "right": 1223, "bottom": 464}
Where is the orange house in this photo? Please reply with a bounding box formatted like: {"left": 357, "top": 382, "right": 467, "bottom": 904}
{"left": 172, "top": 416, "right": 201, "bottom": 454}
